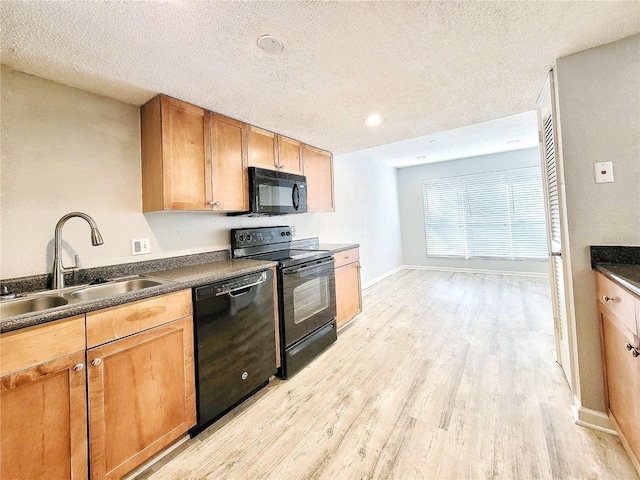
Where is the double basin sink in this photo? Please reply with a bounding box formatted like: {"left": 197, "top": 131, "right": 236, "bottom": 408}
{"left": 0, "top": 277, "right": 167, "bottom": 319}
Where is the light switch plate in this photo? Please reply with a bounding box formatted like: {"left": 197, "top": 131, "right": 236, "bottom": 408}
{"left": 131, "top": 238, "right": 151, "bottom": 256}
{"left": 594, "top": 161, "right": 614, "bottom": 183}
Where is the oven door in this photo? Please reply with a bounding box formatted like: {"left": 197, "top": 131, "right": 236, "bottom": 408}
{"left": 280, "top": 258, "right": 336, "bottom": 347}
{"left": 249, "top": 167, "right": 307, "bottom": 215}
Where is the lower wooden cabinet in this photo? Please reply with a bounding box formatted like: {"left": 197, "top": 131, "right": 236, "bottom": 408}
{"left": 86, "top": 291, "right": 196, "bottom": 479}
{"left": 334, "top": 248, "right": 362, "bottom": 329}
{"left": 87, "top": 317, "right": 195, "bottom": 479}
{"left": 1, "top": 316, "right": 88, "bottom": 480}
{"left": 597, "top": 272, "right": 640, "bottom": 475}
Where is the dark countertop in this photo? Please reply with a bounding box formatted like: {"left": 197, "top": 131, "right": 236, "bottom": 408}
{"left": 0, "top": 258, "right": 277, "bottom": 334}
{"left": 317, "top": 243, "right": 360, "bottom": 253}
{"left": 590, "top": 246, "right": 640, "bottom": 298}
{"left": 594, "top": 264, "right": 640, "bottom": 298}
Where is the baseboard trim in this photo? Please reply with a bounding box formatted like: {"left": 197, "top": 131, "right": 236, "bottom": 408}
{"left": 572, "top": 404, "right": 616, "bottom": 435}
{"left": 404, "top": 264, "right": 549, "bottom": 278}
{"left": 122, "top": 434, "right": 190, "bottom": 480}
{"left": 362, "top": 266, "right": 404, "bottom": 290}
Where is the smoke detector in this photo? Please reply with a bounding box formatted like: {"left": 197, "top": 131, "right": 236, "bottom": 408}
{"left": 257, "top": 35, "right": 284, "bottom": 54}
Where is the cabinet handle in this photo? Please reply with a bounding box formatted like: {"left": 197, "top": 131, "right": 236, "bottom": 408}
{"left": 92, "top": 358, "right": 102, "bottom": 367}
{"left": 626, "top": 342, "right": 634, "bottom": 351}
{"left": 602, "top": 295, "right": 615, "bottom": 302}
{"left": 632, "top": 348, "right": 640, "bottom": 358}
{"left": 73, "top": 363, "right": 84, "bottom": 371}
{"left": 208, "top": 201, "right": 221, "bottom": 207}
{"left": 345, "top": 256, "right": 350, "bottom": 260}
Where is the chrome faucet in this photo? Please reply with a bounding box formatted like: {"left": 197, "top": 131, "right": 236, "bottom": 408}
{"left": 52, "top": 212, "right": 104, "bottom": 289}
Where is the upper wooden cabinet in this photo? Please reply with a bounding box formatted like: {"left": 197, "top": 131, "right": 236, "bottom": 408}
{"left": 141, "top": 95, "right": 248, "bottom": 213}
{"left": 248, "top": 129, "right": 304, "bottom": 175}
{"left": 210, "top": 113, "right": 249, "bottom": 211}
{"left": 248, "top": 126, "right": 278, "bottom": 171}
{"left": 1, "top": 316, "right": 88, "bottom": 480}
{"left": 141, "top": 95, "right": 210, "bottom": 211}
{"left": 303, "top": 145, "right": 335, "bottom": 212}
{"left": 141, "top": 94, "right": 335, "bottom": 213}
{"left": 277, "top": 135, "right": 304, "bottom": 175}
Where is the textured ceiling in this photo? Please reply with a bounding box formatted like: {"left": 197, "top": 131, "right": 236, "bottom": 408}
{"left": 353, "top": 111, "right": 540, "bottom": 168}
{"left": 1, "top": 1, "right": 639, "bottom": 156}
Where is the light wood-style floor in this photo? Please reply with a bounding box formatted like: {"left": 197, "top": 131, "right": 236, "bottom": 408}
{"left": 137, "top": 269, "right": 638, "bottom": 480}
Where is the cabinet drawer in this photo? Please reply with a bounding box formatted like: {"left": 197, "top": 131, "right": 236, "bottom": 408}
{"left": 87, "top": 289, "right": 192, "bottom": 347}
{"left": 334, "top": 248, "right": 359, "bottom": 268}
{"left": 0, "top": 315, "right": 85, "bottom": 377}
{"left": 596, "top": 273, "right": 637, "bottom": 335}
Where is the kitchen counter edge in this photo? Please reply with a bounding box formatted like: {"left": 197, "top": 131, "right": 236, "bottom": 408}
{"left": 0, "top": 259, "right": 277, "bottom": 334}
{"left": 318, "top": 243, "right": 360, "bottom": 254}
{"left": 594, "top": 264, "right": 640, "bottom": 299}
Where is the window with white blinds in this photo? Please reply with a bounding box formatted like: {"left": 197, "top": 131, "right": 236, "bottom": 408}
{"left": 423, "top": 166, "right": 547, "bottom": 260}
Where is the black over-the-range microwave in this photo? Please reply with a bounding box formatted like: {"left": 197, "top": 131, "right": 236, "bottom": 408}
{"left": 233, "top": 167, "right": 307, "bottom": 216}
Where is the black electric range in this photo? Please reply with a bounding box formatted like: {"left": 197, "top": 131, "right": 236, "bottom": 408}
{"left": 231, "top": 226, "right": 337, "bottom": 378}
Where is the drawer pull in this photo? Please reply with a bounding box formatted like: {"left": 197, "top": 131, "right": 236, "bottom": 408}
{"left": 626, "top": 342, "right": 634, "bottom": 351}
{"left": 73, "top": 363, "right": 84, "bottom": 371}
{"left": 632, "top": 348, "right": 640, "bottom": 358}
{"left": 92, "top": 358, "right": 102, "bottom": 367}
{"left": 602, "top": 295, "right": 615, "bottom": 302}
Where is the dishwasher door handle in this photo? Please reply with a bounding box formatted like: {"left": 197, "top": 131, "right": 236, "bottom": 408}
{"left": 215, "top": 273, "right": 267, "bottom": 296}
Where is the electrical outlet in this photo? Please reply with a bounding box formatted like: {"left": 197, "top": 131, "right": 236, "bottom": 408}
{"left": 594, "top": 161, "right": 614, "bottom": 183}
{"left": 131, "top": 238, "right": 151, "bottom": 256}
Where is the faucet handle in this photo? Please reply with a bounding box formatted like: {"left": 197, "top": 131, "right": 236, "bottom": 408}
{"left": 69, "top": 254, "right": 79, "bottom": 269}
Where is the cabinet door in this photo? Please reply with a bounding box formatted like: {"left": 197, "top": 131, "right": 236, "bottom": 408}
{"left": 1, "top": 351, "right": 88, "bottom": 480}
{"left": 248, "top": 126, "right": 278, "bottom": 170}
{"left": 335, "top": 261, "right": 362, "bottom": 329}
{"left": 303, "top": 145, "right": 335, "bottom": 212}
{"left": 277, "top": 135, "right": 303, "bottom": 175}
{"left": 600, "top": 305, "right": 640, "bottom": 467}
{"left": 161, "top": 96, "right": 211, "bottom": 210}
{"left": 210, "top": 113, "right": 249, "bottom": 211}
{"left": 87, "top": 317, "right": 196, "bottom": 479}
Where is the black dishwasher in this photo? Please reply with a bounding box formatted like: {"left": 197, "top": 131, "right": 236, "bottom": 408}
{"left": 190, "top": 269, "right": 276, "bottom": 436}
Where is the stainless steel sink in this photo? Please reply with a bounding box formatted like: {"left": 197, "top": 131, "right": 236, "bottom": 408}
{"left": 0, "top": 276, "right": 168, "bottom": 319}
{"left": 69, "top": 278, "right": 164, "bottom": 301}
{"left": 0, "top": 295, "right": 69, "bottom": 318}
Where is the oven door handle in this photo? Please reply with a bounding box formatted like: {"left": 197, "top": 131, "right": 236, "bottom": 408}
{"left": 282, "top": 258, "right": 334, "bottom": 275}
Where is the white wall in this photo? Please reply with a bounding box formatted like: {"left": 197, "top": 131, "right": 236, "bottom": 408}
{"left": 397, "top": 148, "right": 549, "bottom": 274}
{"left": 0, "top": 67, "right": 403, "bottom": 285}
{"left": 554, "top": 34, "right": 640, "bottom": 412}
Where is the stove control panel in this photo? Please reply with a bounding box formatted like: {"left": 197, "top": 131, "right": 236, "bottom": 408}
{"left": 231, "top": 226, "right": 292, "bottom": 248}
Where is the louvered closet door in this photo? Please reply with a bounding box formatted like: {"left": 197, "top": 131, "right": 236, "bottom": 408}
{"left": 538, "top": 72, "right": 573, "bottom": 389}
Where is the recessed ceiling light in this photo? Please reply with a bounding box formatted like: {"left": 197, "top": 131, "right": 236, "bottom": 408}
{"left": 417, "top": 155, "right": 427, "bottom": 160}
{"left": 257, "top": 35, "right": 284, "bottom": 54}
{"left": 507, "top": 139, "right": 521, "bottom": 145}
{"left": 364, "top": 114, "right": 384, "bottom": 127}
